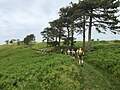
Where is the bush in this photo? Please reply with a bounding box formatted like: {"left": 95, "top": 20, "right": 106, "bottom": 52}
{"left": 113, "top": 40, "right": 120, "bottom": 43}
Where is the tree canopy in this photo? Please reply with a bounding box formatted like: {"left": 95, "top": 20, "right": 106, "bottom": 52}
{"left": 41, "top": 0, "right": 120, "bottom": 50}
{"left": 24, "top": 34, "right": 35, "bottom": 45}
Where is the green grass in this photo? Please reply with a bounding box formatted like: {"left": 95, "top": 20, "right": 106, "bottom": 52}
{"left": 86, "top": 41, "right": 120, "bottom": 77}
{"left": 0, "top": 41, "right": 120, "bottom": 90}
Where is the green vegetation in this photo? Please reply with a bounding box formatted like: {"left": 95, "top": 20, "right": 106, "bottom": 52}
{"left": 0, "top": 41, "right": 120, "bottom": 90}
{"left": 1, "top": 0, "right": 120, "bottom": 90}
{"left": 86, "top": 41, "right": 120, "bottom": 77}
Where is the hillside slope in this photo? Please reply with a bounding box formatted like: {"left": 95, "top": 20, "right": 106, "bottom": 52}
{"left": 0, "top": 42, "right": 120, "bottom": 90}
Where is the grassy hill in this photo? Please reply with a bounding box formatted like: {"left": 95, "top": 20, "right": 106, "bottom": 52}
{"left": 0, "top": 41, "right": 120, "bottom": 90}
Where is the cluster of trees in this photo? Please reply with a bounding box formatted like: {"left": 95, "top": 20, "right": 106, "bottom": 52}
{"left": 23, "top": 34, "right": 36, "bottom": 45}
{"left": 5, "top": 34, "right": 36, "bottom": 46}
{"left": 41, "top": 0, "right": 120, "bottom": 51}
{"left": 5, "top": 39, "right": 19, "bottom": 45}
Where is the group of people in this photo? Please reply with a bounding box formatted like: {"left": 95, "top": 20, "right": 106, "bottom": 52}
{"left": 37, "top": 48, "right": 52, "bottom": 53}
{"left": 61, "top": 48, "right": 84, "bottom": 66}
{"left": 37, "top": 47, "right": 84, "bottom": 66}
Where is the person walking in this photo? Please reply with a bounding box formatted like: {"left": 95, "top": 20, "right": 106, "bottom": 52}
{"left": 67, "top": 49, "right": 71, "bottom": 55}
{"left": 60, "top": 49, "right": 64, "bottom": 54}
{"left": 76, "top": 48, "right": 84, "bottom": 66}
{"left": 71, "top": 49, "right": 76, "bottom": 59}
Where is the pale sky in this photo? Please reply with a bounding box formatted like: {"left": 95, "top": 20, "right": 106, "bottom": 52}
{"left": 0, "top": 0, "right": 120, "bottom": 44}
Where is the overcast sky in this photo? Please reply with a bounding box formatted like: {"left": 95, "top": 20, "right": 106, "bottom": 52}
{"left": 0, "top": 0, "right": 119, "bottom": 45}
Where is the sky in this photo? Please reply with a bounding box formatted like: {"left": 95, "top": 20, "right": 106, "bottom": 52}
{"left": 0, "top": 0, "right": 120, "bottom": 45}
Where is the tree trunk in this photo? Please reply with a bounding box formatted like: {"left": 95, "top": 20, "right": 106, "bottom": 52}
{"left": 67, "top": 26, "right": 70, "bottom": 46}
{"left": 55, "top": 36, "right": 57, "bottom": 42}
{"left": 58, "top": 28, "right": 61, "bottom": 48}
{"left": 58, "top": 36, "right": 60, "bottom": 47}
{"left": 83, "top": 16, "right": 86, "bottom": 51}
{"left": 71, "top": 29, "right": 74, "bottom": 48}
{"left": 47, "top": 34, "right": 48, "bottom": 47}
{"left": 71, "top": 24, "right": 74, "bottom": 48}
{"left": 88, "top": 9, "right": 93, "bottom": 51}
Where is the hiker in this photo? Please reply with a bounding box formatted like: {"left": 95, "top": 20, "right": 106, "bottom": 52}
{"left": 76, "top": 48, "right": 84, "bottom": 66}
{"left": 65, "top": 49, "right": 67, "bottom": 55}
{"left": 67, "top": 49, "right": 71, "bottom": 55}
{"left": 71, "top": 49, "right": 76, "bottom": 59}
{"left": 60, "top": 49, "right": 64, "bottom": 54}
{"left": 47, "top": 48, "right": 52, "bottom": 53}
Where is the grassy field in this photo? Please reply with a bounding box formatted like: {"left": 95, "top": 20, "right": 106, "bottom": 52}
{"left": 0, "top": 41, "right": 120, "bottom": 90}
